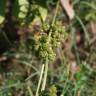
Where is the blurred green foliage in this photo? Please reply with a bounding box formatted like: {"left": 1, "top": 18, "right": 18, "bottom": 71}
{"left": 0, "top": 0, "right": 96, "bottom": 96}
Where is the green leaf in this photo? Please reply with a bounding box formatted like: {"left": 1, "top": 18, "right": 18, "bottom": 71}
{"left": 18, "top": 0, "right": 29, "bottom": 5}
{"left": 49, "top": 85, "right": 57, "bottom": 96}
{"left": 20, "top": 5, "right": 28, "bottom": 13}
{"left": 0, "top": 16, "right": 4, "bottom": 24}
{"left": 17, "top": 0, "right": 29, "bottom": 19}
{"left": 18, "top": 12, "right": 26, "bottom": 18}
{"left": 13, "top": 0, "right": 20, "bottom": 18}
{"left": 38, "top": 6, "right": 48, "bottom": 22}
{"left": 0, "top": 0, "right": 5, "bottom": 24}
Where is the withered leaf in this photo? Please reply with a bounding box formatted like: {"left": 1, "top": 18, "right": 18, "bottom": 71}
{"left": 60, "top": 0, "right": 75, "bottom": 20}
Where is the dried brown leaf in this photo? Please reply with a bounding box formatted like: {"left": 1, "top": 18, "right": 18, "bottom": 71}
{"left": 60, "top": 0, "right": 75, "bottom": 20}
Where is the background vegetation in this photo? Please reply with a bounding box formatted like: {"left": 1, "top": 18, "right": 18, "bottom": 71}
{"left": 0, "top": 0, "right": 96, "bottom": 96}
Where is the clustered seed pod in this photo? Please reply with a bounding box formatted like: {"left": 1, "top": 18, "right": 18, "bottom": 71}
{"left": 27, "top": 21, "right": 67, "bottom": 62}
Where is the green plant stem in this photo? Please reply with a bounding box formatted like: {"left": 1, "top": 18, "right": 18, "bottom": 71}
{"left": 27, "top": 86, "right": 33, "bottom": 96}
{"left": 75, "top": 15, "right": 90, "bottom": 43}
{"left": 61, "top": 64, "right": 70, "bottom": 95}
{"left": 1, "top": 30, "right": 12, "bottom": 46}
{"left": 41, "top": 58, "right": 49, "bottom": 91}
{"left": 35, "top": 64, "right": 45, "bottom": 96}
{"left": 47, "top": 1, "right": 59, "bottom": 43}
{"left": 51, "top": 1, "right": 59, "bottom": 26}
{"left": 71, "top": 24, "right": 80, "bottom": 65}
